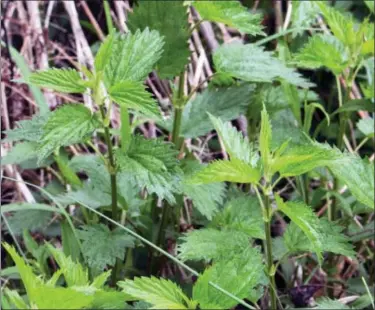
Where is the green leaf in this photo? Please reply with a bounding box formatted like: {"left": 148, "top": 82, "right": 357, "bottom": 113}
{"left": 365, "top": 1, "right": 375, "bottom": 13}
{"left": 291, "top": 1, "right": 320, "bottom": 36}
{"left": 178, "top": 228, "right": 249, "bottom": 262}
{"left": 90, "top": 291, "right": 129, "bottom": 309}
{"left": 275, "top": 196, "right": 323, "bottom": 264}
{"left": 329, "top": 154, "right": 374, "bottom": 209}
{"left": 182, "top": 161, "right": 226, "bottom": 220}
{"left": 61, "top": 221, "right": 81, "bottom": 263}
{"left": 3, "top": 288, "right": 28, "bottom": 309}
{"left": 3, "top": 209, "right": 54, "bottom": 236}
{"left": 47, "top": 244, "right": 89, "bottom": 287}
{"left": 193, "top": 1, "right": 264, "bottom": 35}
{"left": 213, "top": 42, "right": 313, "bottom": 88}
{"left": 211, "top": 195, "right": 265, "bottom": 239}
{"left": 104, "top": 29, "right": 164, "bottom": 86}
{"left": 193, "top": 247, "right": 264, "bottom": 309}
{"left": 260, "top": 106, "right": 272, "bottom": 175}
{"left": 77, "top": 224, "right": 135, "bottom": 271}
{"left": 115, "top": 135, "right": 181, "bottom": 204}
{"left": 128, "top": 1, "right": 190, "bottom": 78}
{"left": 29, "top": 68, "right": 87, "bottom": 93}
{"left": 209, "top": 114, "right": 259, "bottom": 167}
{"left": 0, "top": 202, "right": 61, "bottom": 214}
{"left": 109, "top": 80, "right": 160, "bottom": 117}
{"left": 177, "top": 84, "right": 255, "bottom": 138}
{"left": 37, "top": 104, "right": 100, "bottom": 164}
{"left": 315, "top": 297, "right": 351, "bottom": 309}
{"left": 2, "top": 243, "right": 42, "bottom": 298}
{"left": 31, "top": 286, "right": 94, "bottom": 310}
{"left": 187, "top": 159, "right": 261, "bottom": 185}
{"left": 3, "top": 113, "right": 49, "bottom": 142}
{"left": 271, "top": 142, "right": 340, "bottom": 177}
{"left": 95, "top": 31, "right": 115, "bottom": 72}
{"left": 281, "top": 220, "right": 355, "bottom": 259}
{"left": 357, "top": 117, "right": 374, "bottom": 138}
{"left": 293, "top": 34, "right": 349, "bottom": 74}
{"left": 332, "top": 99, "right": 374, "bottom": 115}
{"left": 118, "top": 276, "right": 197, "bottom": 309}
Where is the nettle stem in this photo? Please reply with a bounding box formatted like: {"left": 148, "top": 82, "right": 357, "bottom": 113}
{"left": 255, "top": 187, "right": 277, "bottom": 309}
{"left": 171, "top": 71, "right": 186, "bottom": 149}
{"left": 99, "top": 104, "right": 120, "bottom": 285}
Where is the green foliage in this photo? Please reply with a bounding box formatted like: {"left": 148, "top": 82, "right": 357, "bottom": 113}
{"left": 118, "top": 276, "right": 197, "bottom": 309}
{"left": 178, "top": 228, "right": 249, "bottom": 262}
{"left": 213, "top": 42, "right": 313, "bottom": 88}
{"left": 3, "top": 113, "right": 49, "bottom": 142}
{"left": 37, "top": 104, "right": 100, "bottom": 164}
{"left": 109, "top": 80, "right": 160, "bottom": 117}
{"left": 193, "top": 1, "right": 264, "bottom": 35}
{"left": 329, "top": 153, "right": 374, "bottom": 209}
{"left": 4, "top": 210, "right": 54, "bottom": 236}
{"left": 314, "top": 297, "right": 351, "bottom": 309}
{"left": 77, "top": 224, "right": 135, "bottom": 271}
{"left": 209, "top": 114, "right": 259, "bottom": 166}
{"left": 357, "top": 117, "right": 374, "bottom": 137}
{"left": 128, "top": 1, "right": 190, "bottom": 78}
{"left": 1, "top": 142, "right": 39, "bottom": 166}
{"left": 29, "top": 68, "right": 87, "bottom": 93}
{"left": 176, "top": 84, "right": 255, "bottom": 138}
{"left": 193, "top": 247, "right": 264, "bottom": 309}
{"left": 275, "top": 219, "right": 355, "bottom": 260}
{"left": 94, "top": 31, "right": 115, "bottom": 72}
{"left": 293, "top": 34, "right": 349, "bottom": 74}
{"left": 182, "top": 160, "right": 226, "bottom": 220}
{"left": 211, "top": 195, "right": 265, "bottom": 239}
{"left": 115, "top": 135, "right": 181, "bottom": 204}
{"left": 187, "top": 159, "right": 261, "bottom": 185}
{"left": 104, "top": 29, "right": 164, "bottom": 86}
{"left": 275, "top": 196, "right": 323, "bottom": 264}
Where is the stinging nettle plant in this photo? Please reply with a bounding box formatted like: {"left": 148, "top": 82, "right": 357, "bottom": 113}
{"left": 1, "top": 1, "right": 374, "bottom": 309}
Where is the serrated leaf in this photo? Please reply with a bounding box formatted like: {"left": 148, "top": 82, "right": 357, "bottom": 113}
{"left": 31, "top": 286, "right": 94, "bottom": 310}
{"left": 1, "top": 142, "right": 39, "bottom": 166}
{"left": 193, "top": 1, "right": 264, "bottom": 35}
{"left": 104, "top": 29, "right": 164, "bottom": 86}
{"left": 3, "top": 113, "right": 49, "bottom": 142}
{"left": 260, "top": 106, "right": 272, "bottom": 174}
{"left": 115, "top": 135, "right": 181, "bottom": 204}
{"left": 182, "top": 160, "right": 226, "bottom": 220}
{"left": 176, "top": 84, "right": 255, "bottom": 138}
{"left": 357, "top": 117, "right": 374, "bottom": 137}
{"left": 47, "top": 244, "right": 89, "bottom": 287}
{"left": 29, "top": 68, "right": 87, "bottom": 93}
{"left": 209, "top": 114, "right": 259, "bottom": 167}
{"left": 213, "top": 42, "right": 313, "bottom": 88}
{"left": 275, "top": 196, "right": 323, "bottom": 264}
{"left": 188, "top": 159, "right": 261, "bottom": 185}
{"left": 77, "top": 224, "right": 135, "bottom": 271}
{"left": 37, "top": 104, "right": 100, "bottom": 164}
{"left": 94, "top": 31, "right": 115, "bottom": 72}
{"left": 109, "top": 81, "right": 160, "bottom": 117}
{"left": 291, "top": 1, "right": 320, "bottom": 36}
{"left": 118, "top": 276, "right": 197, "bottom": 309}
{"left": 178, "top": 228, "right": 249, "bottom": 262}
{"left": 193, "top": 247, "right": 264, "bottom": 309}
{"left": 293, "top": 34, "right": 349, "bottom": 74}
{"left": 329, "top": 154, "right": 374, "bottom": 209}
{"left": 211, "top": 195, "right": 265, "bottom": 239}
{"left": 90, "top": 291, "right": 129, "bottom": 309}
{"left": 3, "top": 210, "right": 54, "bottom": 236}
{"left": 315, "top": 297, "right": 351, "bottom": 309}
{"left": 128, "top": 1, "right": 190, "bottom": 78}
{"left": 271, "top": 142, "right": 341, "bottom": 177}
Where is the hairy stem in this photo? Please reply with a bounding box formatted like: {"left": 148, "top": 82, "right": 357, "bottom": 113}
{"left": 120, "top": 105, "right": 131, "bottom": 152}
{"left": 264, "top": 194, "right": 277, "bottom": 310}
{"left": 171, "top": 71, "right": 186, "bottom": 149}
{"left": 99, "top": 104, "right": 119, "bottom": 285}
{"left": 255, "top": 187, "right": 277, "bottom": 309}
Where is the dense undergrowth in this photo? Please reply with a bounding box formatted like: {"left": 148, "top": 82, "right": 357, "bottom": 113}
{"left": 1, "top": 1, "right": 374, "bottom": 309}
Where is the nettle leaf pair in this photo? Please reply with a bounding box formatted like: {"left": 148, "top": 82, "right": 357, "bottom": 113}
{"left": 2, "top": 243, "right": 127, "bottom": 310}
